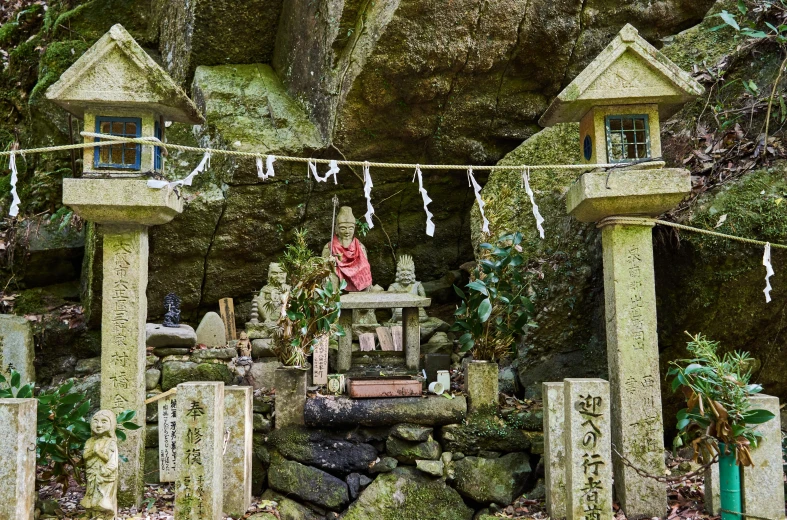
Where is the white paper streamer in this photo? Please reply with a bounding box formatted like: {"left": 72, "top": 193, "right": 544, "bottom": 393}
{"left": 763, "top": 242, "right": 774, "bottom": 303}
{"left": 147, "top": 151, "right": 211, "bottom": 189}
{"left": 8, "top": 149, "right": 20, "bottom": 217}
{"left": 522, "top": 167, "right": 545, "bottom": 239}
{"left": 467, "top": 167, "right": 489, "bottom": 234}
{"left": 413, "top": 165, "right": 435, "bottom": 237}
{"left": 257, "top": 155, "right": 276, "bottom": 180}
{"left": 309, "top": 159, "right": 339, "bottom": 184}
{"left": 363, "top": 162, "right": 375, "bottom": 228}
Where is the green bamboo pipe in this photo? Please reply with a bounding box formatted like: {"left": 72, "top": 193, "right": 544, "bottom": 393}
{"left": 718, "top": 443, "right": 742, "bottom": 520}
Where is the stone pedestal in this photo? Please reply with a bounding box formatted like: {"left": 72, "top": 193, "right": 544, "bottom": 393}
{"left": 63, "top": 178, "right": 183, "bottom": 507}
{"left": 0, "top": 315, "right": 35, "bottom": 385}
{"left": 704, "top": 463, "right": 721, "bottom": 515}
{"left": 0, "top": 398, "right": 36, "bottom": 520}
{"left": 101, "top": 226, "right": 149, "bottom": 505}
{"left": 564, "top": 378, "right": 612, "bottom": 520}
{"left": 275, "top": 367, "right": 307, "bottom": 429}
{"left": 464, "top": 361, "right": 498, "bottom": 415}
{"left": 567, "top": 168, "right": 690, "bottom": 519}
{"left": 542, "top": 382, "right": 566, "bottom": 520}
{"left": 601, "top": 222, "right": 667, "bottom": 517}
{"left": 223, "top": 386, "right": 253, "bottom": 517}
{"left": 742, "top": 395, "right": 785, "bottom": 519}
{"left": 175, "top": 382, "right": 224, "bottom": 520}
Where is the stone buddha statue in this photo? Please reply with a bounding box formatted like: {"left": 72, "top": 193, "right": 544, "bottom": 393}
{"left": 388, "top": 254, "right": 428, "bottom": 322}
{"left": 247, "top": 262, "right": 291, "bottom": 339}
{"left": 322, "top": 206, "right": 372, "bottom": 292}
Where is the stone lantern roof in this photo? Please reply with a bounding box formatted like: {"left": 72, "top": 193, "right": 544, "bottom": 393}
{"left": 46, "top": 24, "right": 204, "bottom": 124}
{"left": 539, "top": 24, "right": 704, "bottom": 127}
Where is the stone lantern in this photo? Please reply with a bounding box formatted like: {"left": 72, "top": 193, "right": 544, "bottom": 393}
{"left": 540, "top": 24, "right": 704, "bottom": 519}
{"left": 46, "top": 24, "right": 203, "bottom": 507}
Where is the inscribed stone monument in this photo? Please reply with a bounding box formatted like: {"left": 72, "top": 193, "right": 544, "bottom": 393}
{"left": 542, "top": 382, "right": 566, "bottom": 519}
{"left": 158, "top": 393, "right": 178, "bottom": 482}
{"left": 102, "top": 228, "right": 149, "bottom": 506}
{"left": 223, "top": 386, "right": 253, "bottom": 517}
{"left": 175, "top": 382, "right": 225, "bottom": 520}
{"left": 0, "top": 398, "right": 36, "bottom": 520}
{"left": 564, "top": 379, "right": 612, "bottom": 520}
{"left": 742, "top": 394, "right": 785, "bottom": 519}
{"left": 0, "top": 315, "right": 35, "bottom": 385}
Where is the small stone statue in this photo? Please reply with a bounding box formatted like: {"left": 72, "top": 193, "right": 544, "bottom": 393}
{"left": 246, "top": 263, "right": 291, "bottom": 339}
{"left": 162, "top": 293, "right": 181, "bottom": 328}
{"left": 237, "top": 330, "right": 252, "bottom": 358}
{"left": 322, "top": 206, "right": 372, "bottom": 292}
{"left": 80, "top": 410, "right": 118, "bottom": 520}
{"left": 388, "top": 254, "right": 428, "bottom": 322}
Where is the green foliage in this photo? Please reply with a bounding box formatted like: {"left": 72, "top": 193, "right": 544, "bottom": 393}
{"left": 667, "top": 332, "right": 774, "bottom": 466}
{"left": 271, "top": 229, "right": 345, "bottom": 367}
{"left": 354, "top": 218, "right": 370, "bottom": 237}
{"left": 0, "top": 368, "right": 139, "bottom": 486}
{"left": 451, "top": 232, "right": 536, "bottom": 362}
{"left": 713, "top": 1, "right": 787, "bottom": 44}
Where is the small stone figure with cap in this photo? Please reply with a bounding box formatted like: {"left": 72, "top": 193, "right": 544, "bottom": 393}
{"left": 322, "top": 206, "right": 373, "bottom": 292}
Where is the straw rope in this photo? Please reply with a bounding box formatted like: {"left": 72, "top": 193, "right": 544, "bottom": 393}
{"left": 1, "top": 133, "right": 785, "bottom": 249}
{"left": 0, "top": 131, "right": 667, "bottom": 171}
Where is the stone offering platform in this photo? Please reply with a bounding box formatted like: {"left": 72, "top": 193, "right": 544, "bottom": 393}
{"left": 304, "top": 395, "right": 466, "bottom": 427}
{"left": 337, "top": 292, "right": 431, "bottom": 373}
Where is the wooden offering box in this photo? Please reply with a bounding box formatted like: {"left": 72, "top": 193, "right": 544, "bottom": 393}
{"left": 348, "top": 377, "right": 422, "bottom": 398}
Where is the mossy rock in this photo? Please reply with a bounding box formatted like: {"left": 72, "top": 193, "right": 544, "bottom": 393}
{"left": 160, "top": 360, "right": 233, "bottom": 390}
{"left": 440, "top": 415, "right": 532, "bottom": 456}
{"left": 342, "top": 467, "right": 473, "bottom": 520}
{"left": 266, "top": 425, "right": 378, "bottom": 475}
{"left": 452, "top": 452, "right": 532, "bottom": 505}
{"left": 267, "top": 458, "right": 349, "bottom": 511}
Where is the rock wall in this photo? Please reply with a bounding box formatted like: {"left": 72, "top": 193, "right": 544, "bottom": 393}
{"left": 0, "top": 0, "right": 715, "bottom": 322}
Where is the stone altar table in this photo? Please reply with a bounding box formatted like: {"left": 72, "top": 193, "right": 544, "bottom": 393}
{"left": 336, "top": 293, "right": 431, "bottom": 372}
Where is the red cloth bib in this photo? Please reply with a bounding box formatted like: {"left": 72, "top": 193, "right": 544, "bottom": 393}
{"left": 331, "top": 236, "right": 372, "bottom": 292}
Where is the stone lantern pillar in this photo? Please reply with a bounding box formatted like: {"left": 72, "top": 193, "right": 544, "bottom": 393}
{"left": 46, "top": 24, "right": 203, "bottom": 506}
{"left": 539, "top": 24, "right": 704, "bottom": 519}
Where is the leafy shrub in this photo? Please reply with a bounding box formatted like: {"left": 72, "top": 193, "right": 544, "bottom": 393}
{"left": 0, "top": 369, "right": 140, "bottom": 486}
{"left": 452, "top": 232, "right": 536, "bottom": 362}
{"left": 270, "top": 229, "right": 345, "bottom": 367}
{"left": 668, "top": 332, "right": 775, "bottom": 466}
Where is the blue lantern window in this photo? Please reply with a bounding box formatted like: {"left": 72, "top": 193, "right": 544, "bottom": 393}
{"left": 154, "top": 120, "right": 163, "bottom": 171}
{"left": 583, "top": 135, "right": 593, "bottom": 161}
{"left": 94, "top": 117, "right": 142, "bottom": 170}
{"left": 605, "top": 114, "right": 650, "bottom": 163}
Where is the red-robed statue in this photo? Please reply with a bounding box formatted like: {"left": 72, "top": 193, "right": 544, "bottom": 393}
{"left": 322, "top": 206, "right": 373, "bottom": 292}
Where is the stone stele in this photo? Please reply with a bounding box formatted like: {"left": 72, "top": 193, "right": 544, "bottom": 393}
{"left": 564, "top": 378, "right": 612, "bottom": 520}
{"left": 196, "top": 312, "right": 228, "bottom": 347}
{"left": 742, "top": 394, "right": 785, "bottom": 520}
{"left": 223, "top": 386, "right": 253, "bottom": 517}
{"left": 0, "top": 314, "right": 35, "bottom": 386}
{"left": 175, "top": 382, "right": 225, "bottom": 520}
{"left": 0, "top": 398, "right": 36, "bottom": 520}
{"left": 542, "top": 382, "right": 566, "bottom": 520}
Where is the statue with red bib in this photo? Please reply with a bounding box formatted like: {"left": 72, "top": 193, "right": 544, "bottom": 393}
{"left": 322, "top": 206, "right": 373, "bottom": 292}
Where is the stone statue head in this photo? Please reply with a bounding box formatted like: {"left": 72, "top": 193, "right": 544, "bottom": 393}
{"left": 268, "top": 262, "right": 287, "bottom": 286}
{"left": 395, "top": 254, "right": 416, "bottom": 284}
{"left": 335, "top": 206, "right": 356, "bottom": 246}
{"left": 91, "top": 410, "right": 117, "bottom": 438}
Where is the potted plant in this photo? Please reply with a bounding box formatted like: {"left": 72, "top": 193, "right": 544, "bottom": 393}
{"left": 268, "top": 229, "right": 345, "bottom": 428}
{"left": 452, "top": 232, "right": 536, "bottom": 413}
{"left": 668, "top": 332, "right": 775, "bottom": 520}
